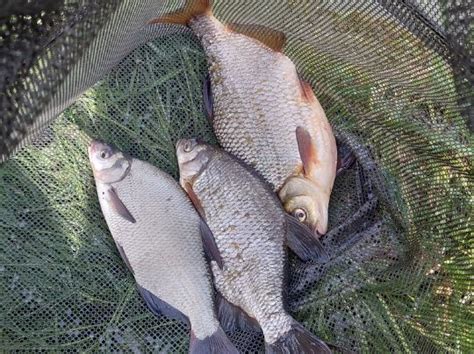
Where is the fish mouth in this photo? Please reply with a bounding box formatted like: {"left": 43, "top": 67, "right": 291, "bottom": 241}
{"left": 88, "top": 139, "right": 104, "bottom": 156}
{"left": 175, "top": 139, "right": 186, "bottom": 151}
{"left": 87, "top": 139, "right": 101, "bottom": 155}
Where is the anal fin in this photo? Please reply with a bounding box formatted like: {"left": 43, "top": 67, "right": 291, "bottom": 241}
{"left": 227, "top": 23, "right": 286, "bottom": 52}
{"left": 286, "top": 215, "right": 329, "bottom": 262}
{"left": 216, "top": 293, "right": 261, "bottom": 333}
{"left": 138, "top": 285, "right": 189, "bottom": 324}
{"left": 189, "top": 326, "right": 238, "bottom": 354}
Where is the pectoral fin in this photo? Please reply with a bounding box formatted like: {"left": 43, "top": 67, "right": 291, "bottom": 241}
{"left": 202, "top": 73, "right": 213, "bottom": 123}
{"left": 295, "top": 126, "right": 317, "bottom": 177}
{"left": 286, "top": 215, "right": 329, "bottom": 262}
{"left": 227, "top": 23, "right": 286, "bottom": 52}
{"left": 216, "top": 293, "right": 261, "bottom": 333}
{"left": 336, "top": 140, "right": 356, "bottom": 175}
{"left": 184, "top": 182, "right": 205, "bottom": 218}
{"left": 106, "top": 187, "right": 136, "bottom": 223}
{"left": 200, "top": 219, "right": 224, "bottom": 269}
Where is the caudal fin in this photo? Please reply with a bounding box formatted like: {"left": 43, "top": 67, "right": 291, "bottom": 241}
{"left": 266, "top": 321, "right": 332, "bottom": 354}
{"left": 189, "top": 326, "right": 238, "bottom": 354}
{"left": 148, "top": 0, "right": 212, "bottom": 26}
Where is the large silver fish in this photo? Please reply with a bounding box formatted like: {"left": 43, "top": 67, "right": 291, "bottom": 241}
{"left": 88, "top": 140, "right": 237, "bottom": 354}
{"left": 150, "top": 0, "right": 338, "bottom": 236}
{"left": 176, "top": 139, "right": 331, "bottom": 353}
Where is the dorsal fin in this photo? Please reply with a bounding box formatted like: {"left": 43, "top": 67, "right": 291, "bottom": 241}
{"left": 227, "top": 23, "right": 286, "bottom": 52}
{"left": 298, "top": 75, "right": 317, "bottom": 103}
{"left": 148, "top": 0, "right": 212, "bottom": 26}
{"left": 295, "top": 126, "right": 317, "bottom": 177}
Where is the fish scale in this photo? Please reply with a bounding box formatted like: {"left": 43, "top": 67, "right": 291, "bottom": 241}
{"left": 190, "top": 14, "right": 330, "bottom": 191}
{"left": 96, "top": 159, "right": 219, "bottom": 339}
{"left": 177, "top": 139, "right": 331, "bottom": 352}
{"left": 191, "top": 150, "right": 295, "bottom": 343}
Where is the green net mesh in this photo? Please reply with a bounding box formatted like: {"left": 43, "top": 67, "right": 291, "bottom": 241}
{"left": 0, "top": 0, "right": 472, "bottom": 352}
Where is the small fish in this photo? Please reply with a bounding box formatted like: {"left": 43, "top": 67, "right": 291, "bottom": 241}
{"left": 88, "top": 140, "right": 237, "bottom": 354}
{"left": 176, "top": 138, "right": 331, "bottom": 353}
{"left": 149, "top": 0, "right": 337, "bottom": 236}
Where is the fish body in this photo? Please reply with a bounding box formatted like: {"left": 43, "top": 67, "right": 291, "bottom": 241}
{"left": 176, "top": 139, "right": 331, "bottom": 353}
{"left": 150, "top": 0, "right": 337, "bottom": 235}
{"left": 88, "top": 140, "right": 237, "bottom": 354}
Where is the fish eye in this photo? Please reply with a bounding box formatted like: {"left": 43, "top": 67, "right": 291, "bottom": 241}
{"left": 293, "top": 208, "right": 307, "bottom": 222}
{"left": 100, "top": 150, "right": 110, "bottom": 159}
{"left": 183, "top": 141, "right": 194, "bottom": 153}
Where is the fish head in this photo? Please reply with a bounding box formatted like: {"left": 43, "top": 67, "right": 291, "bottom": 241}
{"left": 88, "top": 140, "right": 131, "bottom": 184}
{"left": 279, "top": 176, "right": 329, "bottom": 237}
{"left": 176, "top": 138, "right": 212, "bottom": 185}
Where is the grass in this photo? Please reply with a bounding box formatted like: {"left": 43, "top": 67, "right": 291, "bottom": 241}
{"left": 0, "top": 10, "right": 472, "bottom": 354}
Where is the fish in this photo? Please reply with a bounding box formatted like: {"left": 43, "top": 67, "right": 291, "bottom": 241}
{"left": 149, "top": 0, "right": 338, "bottom": 236}
{"left": 176, "top": 138, "right": 331, "bottom": 353}
{"left": 88, "top": 140, "right": 237, "bottom": 354}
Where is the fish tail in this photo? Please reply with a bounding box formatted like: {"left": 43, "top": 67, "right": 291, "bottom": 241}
{"left": 266, "top": 321, "right": 332, "bottom": 354}
{"left": 189, "top": 326, "right": 238, "bottom": 354}
{"left": 148, "top": 0, "right": 212, "bottom": 26}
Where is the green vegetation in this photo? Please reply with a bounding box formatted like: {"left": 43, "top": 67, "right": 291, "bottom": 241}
{"left": 0, "top": 16, "right": 471, "bottom": 353}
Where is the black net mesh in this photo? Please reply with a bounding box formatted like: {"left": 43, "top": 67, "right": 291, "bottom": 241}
{"left": 0, "top": 0, "right": 472, "bottom": 352}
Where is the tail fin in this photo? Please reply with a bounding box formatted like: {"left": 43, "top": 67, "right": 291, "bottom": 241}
{"left": 189, "top": 326, "right": 238, "bottom": 354}
{"left": 148, "top": 0, "right": 212, "bottom": 26}
{"left": 266, "top": 321, "right": 332, "bottom": 354}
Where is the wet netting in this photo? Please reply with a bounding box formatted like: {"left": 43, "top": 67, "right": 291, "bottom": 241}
{"left": 0, "top": 0, "right": 472, "bottom": 352}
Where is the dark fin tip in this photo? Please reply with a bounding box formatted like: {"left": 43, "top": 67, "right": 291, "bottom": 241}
{"left": 266, "top": 322, "right": 332, "bottom": 354}
{"left": 203, "top": 73, "right": 214, "bottom": 123}
{"left": 189, "top": 326, "right": 238, "bottom": 354}
{"left": 217, "top": 293, "right": 261, "bottom": 333}
{"left": 227, "top": 23, "right": 286, "bottom": 52}
{"left": 286, "top": 214, "right": 329, "bottom": 262}
{"left": 137, "top": 285, "right": 189, "bottom": 324}
{"left": 148, "top": 0, "right": 212, "bottom": 25}
{"left": 336, "top": 147, "right": 356, "bottom": 176}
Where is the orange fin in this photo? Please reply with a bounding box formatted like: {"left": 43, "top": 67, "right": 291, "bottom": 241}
{"left": 295, "top": 126, "right": 317, "bottom": 177}
{"left": 227, "top": 23, "right": 286, "bottom": 52}
{"left": 148, "top": 0, "right": 211, "bottom": 26}
{"left": 298, "top": 75, "right": 317, "bottom": 103}
{"left": 184, "top": 182, "right": 205, "bottom": 218}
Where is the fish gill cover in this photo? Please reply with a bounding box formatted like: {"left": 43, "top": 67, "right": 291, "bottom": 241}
{"left": 0, "top": 0, "right": 472, "bottom": 353}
